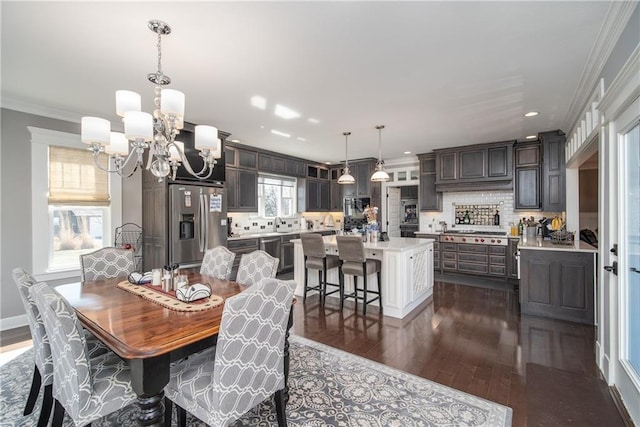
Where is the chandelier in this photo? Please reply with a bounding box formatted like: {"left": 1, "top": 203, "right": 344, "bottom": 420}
{"left": 80, "top": 20, "right": 221, "bottom": 182}
{"left": 370, "top": 125, "right": 390, "bottom": 182}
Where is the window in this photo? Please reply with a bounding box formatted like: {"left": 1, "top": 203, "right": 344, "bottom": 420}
{"left": 48, "top": 146, "right": 110, "bottom": 270}
{"left": 258, "top": 174, "right": 296, "bottom": 218}
{"left": 30, "top": 127, "right": 122, "bottom": 279}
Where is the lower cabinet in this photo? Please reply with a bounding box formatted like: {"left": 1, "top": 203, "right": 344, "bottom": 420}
{"left": 520, "top": 249, "right": 595, "bottom": 324}
{"left": 440, "top": 243, "right": 507, "bottom": 277}
{"left": 280, "top": 234, "right": 299, "bottom": 273}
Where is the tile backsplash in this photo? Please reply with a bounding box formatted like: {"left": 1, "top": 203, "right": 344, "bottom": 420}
{"left": 228, "top": 212, "right": 343, "bottom": 236}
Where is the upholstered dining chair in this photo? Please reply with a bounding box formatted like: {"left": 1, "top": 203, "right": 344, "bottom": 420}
{"left": 336, "top": 235, "right": 382, "bottom": 315}
{"left": 300, "top": 233, "right": 341, "bottom": 304}
{"left": 79, "top": 247, "right": 135, "bottom": 282}
{"left": 30, "top": 281, "right": 138, "bottom": 427}
{"left": 200, "top": 246, "right": 236, "bottom": 280}
{"left": 11, "top": 268, "right": 109, "bottom": 427}
{"left": 235, "top": 250, "right": 279, "bottom": 287}
{"left": 164, "top": 278, "right": 296, "bottom": 427}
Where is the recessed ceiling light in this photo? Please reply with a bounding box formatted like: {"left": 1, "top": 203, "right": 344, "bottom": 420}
{"left": 325, "top": 161, "right": 331, "bottom": 165}
{"left": 525, "top": 135, "right": 537, "bottom": 139}
{"left": 274, "top": 104, "right": 300, "bottom": 120}
{"left": 250, "top": 96, "right": 267, "bottom": 110}
{"left": 524, "top": 111, "right": 539, "bottom": 117}
{"left": 404, "top": 151, "right": 411, "bottom": 155}
{"left": 260, "top": 125, "right": 264, "bottom": 129}
{"left": 271, "top": 129, "right": 291, "bottom": 138}
{"left": 296, "top": 137, "right": 307, "bottom": 142}
{"left": 307, "top": 118, "right": 320, "bottom": 124}
{"left": 230, "top": 139, "right": 240, "bottom": 143}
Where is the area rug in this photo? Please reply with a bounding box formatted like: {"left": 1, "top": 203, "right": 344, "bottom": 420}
{"left": 0, "top": 335, "right": 512, "bottom": 426}
{"left": 526, "top": 363, "right": 625, "bottom": 427}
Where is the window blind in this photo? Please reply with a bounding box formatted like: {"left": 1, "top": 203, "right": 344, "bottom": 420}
{"left": 48, "top": 146, "right": 110, "bottom": 206}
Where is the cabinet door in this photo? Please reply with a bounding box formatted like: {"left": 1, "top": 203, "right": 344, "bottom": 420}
{"left": 281, "top": 241, "right": 295, "bottom": 272}
{"left": 459, "top": 149, "right": 485, "bottom": 179}
{"left": 237, "top": 149, "right": 257, "bottom": 169}
{"left": 419, "top": 174, "right": 442, "bottom": 211}
{"left": 487, "top": 145, "right": 509, "bottom": 178}
{"left": 226, "top": 168, "right": 237, "bottom": 209}
{"left": 438, "top": 152, "right": 457, "bottom": 181}
{"left": 542, "top": 133, "right": 566, "bottom": 212}
{"left": 286, "top": 160, "right": 304, "bottom": 177}
{"left": 515, "top": 144, "right": 540, "bottom": 167}
{"left": 272, "top": 156, "right": 286, "bottom": 173}
{"left": 258, "top": 153, "right": 272, "bottom": 171}
{"left": 319, "top": 181, "right": 330, "bottom": 211}
{"left": 515, "top": 167, "right": 540, "bottom": 210}
{"left": 225, "top": 147, "right": 237, "bottom": 167}
{"left": 237, "top": 169, "right": 257, "bottom": 211}
{"left": 330, "top": 181, "right": 342, "bottom": 211}
{"left": 307, "top": 179, "right": 319, "bottom": 211}
{"left": 356, "top": 163, "right": 371, "bottom": 196}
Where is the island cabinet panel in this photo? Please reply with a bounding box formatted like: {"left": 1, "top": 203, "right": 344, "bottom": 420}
{"left": 520, "top": 249, "right": 594, "bottom": 324}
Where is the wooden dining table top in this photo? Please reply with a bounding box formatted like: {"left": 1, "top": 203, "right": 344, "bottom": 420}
{"left": 54, "top": 273, "right": 245, "bottom": 360}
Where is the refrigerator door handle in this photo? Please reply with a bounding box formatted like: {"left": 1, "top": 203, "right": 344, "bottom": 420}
{"left": 203, "top": 194, "right": 209, "bottom": 250}
{"left": 198, "top": 194, "right": 206, "bottom": 252}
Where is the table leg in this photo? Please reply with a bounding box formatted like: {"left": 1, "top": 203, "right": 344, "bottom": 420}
{"left": 129, "top": 354, "right": 171, "bottom": 426}
{"left": 283, "top": 304, "right": 294, "bottom": 404}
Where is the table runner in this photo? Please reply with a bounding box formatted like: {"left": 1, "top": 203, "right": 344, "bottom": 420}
{"left": 117, "top": 281, "right": 225, "bottom": 312}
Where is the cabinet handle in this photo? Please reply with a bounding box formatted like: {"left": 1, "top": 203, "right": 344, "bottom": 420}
{"left": 631, "top": 267, "right": 640, "bottom": 274}
{"left": 604, "top": 261, "right": 618, "bottom": 275}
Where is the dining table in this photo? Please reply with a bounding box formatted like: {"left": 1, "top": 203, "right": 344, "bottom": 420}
{"left": 54, "top": 272, "right": 294, "bottom": 427}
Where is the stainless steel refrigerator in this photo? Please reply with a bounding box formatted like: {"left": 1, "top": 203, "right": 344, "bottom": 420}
{"left": 168, "top": 183, "right": 227, "bottom": 268}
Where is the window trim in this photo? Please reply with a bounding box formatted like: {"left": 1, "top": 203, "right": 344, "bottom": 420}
{"left": 29, "top": 127, "right": 122, "bottom": 280}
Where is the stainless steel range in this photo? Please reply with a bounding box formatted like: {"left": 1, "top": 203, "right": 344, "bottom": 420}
{"left": 440, "top": 230, "right": 508, "bottom": 246}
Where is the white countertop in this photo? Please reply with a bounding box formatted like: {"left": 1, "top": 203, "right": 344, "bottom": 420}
{"left": 518, "top": 238, "right": 597, "bottom": 253}
{"left": 292, "top": 235, "right": 435, "bottom": 252}
{"left": 228, "top": 227, "right": 337, "bottom": 241}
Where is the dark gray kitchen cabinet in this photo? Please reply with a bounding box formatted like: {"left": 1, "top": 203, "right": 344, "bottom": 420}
{"left": 400, "top": 185, "right": 419, "bottom": 199}
{"left": 225, "top": 146, "right": 257, "bottom": 169}
{"left": 355, "top": 161, "right": 374, "bottom": 196}
{"left": 520, "top": 248, "right": 594, "bottom": 324}
{"left": 514, "top": 142, "right": 541, "bottom": 210}
{"left": 540, "top": 130, "right": 566, "bottom": 212}
{"left": 227, "top": 238, "right": 259, "bottom": 280}
{"left": 417, "top": 153, "right": 442, "bottom": 211}
{"left": 330, "top": 167, "right": 343, "bottom": 211}
{"left": 306, "top": 179, "right": 330, "bottom": 211}
{"left": 280, "top": 234, "right": 299, "bottom": 273}
{"left": 319, "top": 181, "right": 330, "bottom": 211}
{"left": 258, "top": 153, "right": 286, "bottom": 174}
{"left": 507, "top": 238, "right": 520, "bottom": 280}
{"left": 285, "top": 160, "right": 306, "bottom": 177}
{"left": 434, "top": 141, "right": 514, "bottom": 191}
{"left": 227, "top": 168, "right": 257, "bottom": 212}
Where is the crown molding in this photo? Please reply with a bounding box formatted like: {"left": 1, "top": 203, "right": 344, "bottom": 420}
{"left": 1, "top": 94, "right": 82, "bottom": 124}
{"left": 562, "top": 1, "right": 638, "bottom": 133}
{"left": 598, "top": 45, "right": 640, "bottom": 119}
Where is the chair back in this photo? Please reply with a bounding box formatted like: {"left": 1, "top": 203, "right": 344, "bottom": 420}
{"left": 212, "top": 278, "right": 296, "bottom": 425}
{"left": 80, "top": 247, "right": 135, "bottom": 282}
{"left": 30, "top": 282, "right": 93, "bottom": 421}
{"left": 12, "top": 268, "right": 54, "bottom": 386}
{"left": 235, "top": 250, "right": 279, "bottom": 287}
{"left": 301, "top": 233, "right": 326, "bottom": 258}
{"left": 336, "top": 235, "right": 366, "bottom": 263}
{"left": 200, "top": 246, "right": 236, "bottom": 279}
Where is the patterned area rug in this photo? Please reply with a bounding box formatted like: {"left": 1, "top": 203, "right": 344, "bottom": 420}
{"left": 0, "top": 335, "right": 512, "bottom": 426}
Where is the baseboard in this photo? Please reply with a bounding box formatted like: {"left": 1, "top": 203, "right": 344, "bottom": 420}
{"left": 609, "top": 386, "right": 636, "bottom": 427}
{"left": 0, "top": 314, "right": 28, "bottom": 332}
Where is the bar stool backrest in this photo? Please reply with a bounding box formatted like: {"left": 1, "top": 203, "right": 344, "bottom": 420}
{"left": 336, "top": 236, "right": 366, "bottom": 263}
{"left": 301, "top": 233, "right": 327, "bottom": 258}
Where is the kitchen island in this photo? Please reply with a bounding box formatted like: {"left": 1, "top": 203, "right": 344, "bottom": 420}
{"left": 292, "top": 236, "right": 435, "bottom": 319}
{"left": 518, "top": 238, "right": 597, "bottom": 324}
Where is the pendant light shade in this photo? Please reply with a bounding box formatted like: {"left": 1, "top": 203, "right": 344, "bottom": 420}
{"left": 338, "top": 131, "right": 356, "bottom": 184}
{"left": 370, "top": 125, "right": 390, "bottom": 182}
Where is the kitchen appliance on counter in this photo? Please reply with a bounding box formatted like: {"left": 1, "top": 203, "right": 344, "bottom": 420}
{"left": 142, "top": 180, "right": 227, "bottom": 271}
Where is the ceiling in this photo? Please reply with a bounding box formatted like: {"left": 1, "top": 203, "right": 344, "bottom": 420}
{"left": 1, "top": 1, "right": 615, "bottom": 164}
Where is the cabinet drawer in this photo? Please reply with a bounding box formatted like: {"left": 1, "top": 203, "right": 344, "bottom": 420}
{"left": 458, "top": 253, "right": 488, "bottom": 263}
{"left": 434, "top": 258, "right": 440, "bottom": 269}
{"left": 443, "top": 260, "right": 457, "bottom": 270}
{"left": 281, "top": 234, "right": 300, "bottom": 243}
{"left": 441, "top": 242, "right": 457, "bottom": 251}
{"left": 457, "top": 244, "right": 488, "bottom": 254}
{"left": 489, "top": 255, "right": 506, "bottom": 265}
{"left": 489, "top": 265, "right": 506, "bottom": 276}
{"left": 458, "top": 262, "right": 489, "bottom": 274}
{"left": 228, "top": 238, "right": 259, "bottom": 250}
{"left": 442, "top": 251, "right": 457, "bottom": 261}
{"left": 489, "top": 246, "right": 507, "bottom": 255}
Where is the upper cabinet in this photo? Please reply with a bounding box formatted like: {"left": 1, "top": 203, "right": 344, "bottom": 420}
{"left": 514, "top": 142, "right": 541, "bottom": 210}
{"left": 540, "top": 130, "right": 566, "bottom": 212}
{"left": 417, "top": 153, "right": 442, "bottom": 211}
{"left": 225, "top": 146, "right": 257, "bottom": 169}
{"left": 434, "top": 141, "right": 514, "bottom": 191}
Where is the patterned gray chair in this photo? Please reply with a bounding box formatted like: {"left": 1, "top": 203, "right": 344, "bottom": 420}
{"left": 11, "top": 268, "right": 108, "bottom": 427}
{"left": 235, "top": 250, "right": 279, "bottom": 287}
{"left": 301, "top": 233, "right": 341, "bottom": 304}
{"left": 200, "top": 246, "right": 236, "bottom": 280}
{"left": 336, "top": 235, "right": 382, "bottom": 315}
{"left": 164, "top": 278, "right": 296, "bottom": 427}
{"left": 29, "top": 281, "right": 138, "bottom": 427}
{"left": 79, "top": 247, "right": 135, "bottom": 282}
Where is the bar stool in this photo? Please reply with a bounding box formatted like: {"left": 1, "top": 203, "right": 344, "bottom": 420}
{"left": 300, "top": 233, "right": 341, "bottom": 304}
{"left": 336, "top": 236, "right": 382, "bottom": 315}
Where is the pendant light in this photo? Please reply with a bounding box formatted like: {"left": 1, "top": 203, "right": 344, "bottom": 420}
{"left": 370, "top": 125, "right": 390, "bottom": 182}
{"left": 337, "top": 132, "right": 356, "bottom": 184}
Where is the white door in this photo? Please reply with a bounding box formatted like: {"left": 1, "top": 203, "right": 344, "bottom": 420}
{"left": 616, "top": 117, "right": 640, "bottom": 423}
{"left": 387, "top": 187, "right": 401, "bottom": 237}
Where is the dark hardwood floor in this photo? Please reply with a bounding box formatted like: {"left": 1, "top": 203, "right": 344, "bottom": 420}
{"left": 291, "top": 279, "right": 615, "bottom": 427}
